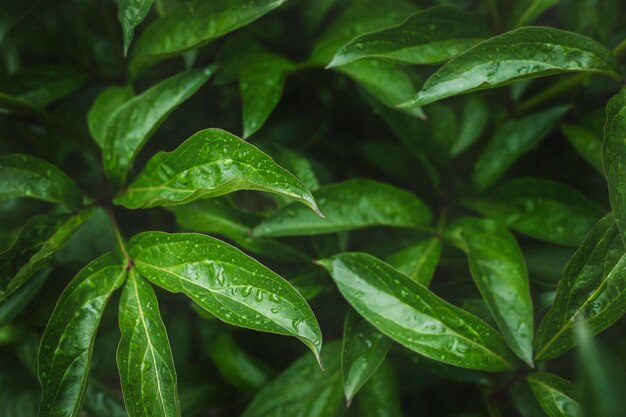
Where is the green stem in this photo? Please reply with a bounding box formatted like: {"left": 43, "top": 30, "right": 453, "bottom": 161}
{"left": 105, "top": 205, "right": 130, "bottom": 261}
{"left": 613, "top": 38, "right": 626, "bottom": 58}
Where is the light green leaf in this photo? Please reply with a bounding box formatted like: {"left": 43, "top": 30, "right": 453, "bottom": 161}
{"left": 103, "top": 68, "right": 214, "bottom": 187}
{"left": 467, "top": 178, "right": 603, "bottom": 246}
{"left": 129, "top": 232, "right": 323, "bottom": 361}
{"left": 0, "top": 66, "right": 87, "bottom": 107}
{"left": 471, "top": 105, "right": 570, "bottom": 190}
{"left": 511, "top": 0, "right": 561, "bottom": 28}
{"left": 0, "top": 154, "right": 84, "bottom": 209}
{"left": 527, "top": 372, "right": 582, "bottom": 417}
{"left": 386, "top": 237, "right": 442, "bottom": 286}
{"left": 118, "top": 0, "right": 155, "bottom": 55}
{"left": 603, "top": 87, "right": 626, "bottom": 244}
{"left": 328, "top": 5, "right": 489, "bottom": 67}
{"left": 357, "top": 361, "right": 403, "bottom": 417}
{"left": 168, "top": 199, "right": 310, "bottom": 262}
{"left": 130, "top": 0, "right": 287, "bottom": 75}
{"left": 402, "top": 27, "right": 620, "bottom": 107}
{"left": 534, "top": 213, "right": 626, "bottom": 361}
{"left": 446, "top": 217, "right": 534, "bottom": 365}
{"left": 342, "top": 309, "right": 392, "bottom": 402}
{"left": 319, "top": 253, "right": 517, "bottom": 372}
{"left": 561, "top": 123, "right": 604, "bottom": 174}
{"left": 87, "top": 85, "right": 134, "bottom": 149}
{"left": 254, "top": 179, "right": 432, "bottom": 237}
{"left": 115, "top": 128, "right": 319, "bottom": 212}
{"left": 241, "top": 342, "right": 343, "bottom": 417}
{"left": 0, "top": 211, "right": 93, "bottom": 305}
{"left": 259, "top": 143, "right": 320, "bottom": 193}
{"left": 38, "top": 253, "right": 127, "bottom": 417}
{"left": 118, "top": 270, "right": 180, "bottom": 417}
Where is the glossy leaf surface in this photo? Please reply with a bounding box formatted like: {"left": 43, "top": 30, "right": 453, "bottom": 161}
{"left": 446, "top": 217, "right": 534, "bottom": 365}
{"left": 328, "top": 6, "right": 489, "bottom": 67}
{"left": 38, "top": 253, "right": 127, "bottom": 417}
{"left": 241, "top": 342, "right": 343, "bottom": 417}
{"left": 534, "top": 214, "right": 626, "bottom": 360}
{"left": 319, "top": 253, "right": 517, "bottom": 372}
{"left": 129, "top": 232, "right": 322, "bottom": 360}
{"left": 342, "top": 310, "right": 392, "bottom": 402}
{"left": 103, "top": 68, "right": 214, "bottom": 187}
{"left": 603, "top": 87, "right": 626, "bottom": 244}
{"left": 118, "top": 271, "right": 180, "bottom": 417}
{"left": 254, "top": 179, "right": 431, "bottom": 237}
{"left": 130, "top": 0, "right": 287, "bottom": 75}
{"left": 0, "top": 154, "right": 83, "bottom": 209}
{"left": 403, "top": 27, "right": 620, "bottom": 107}
{"left": 118, "top": 0, "right": 155, "bottom": 54}
{"left": 527, "top": 372, "right": 582, "bottom": 417}
{"left": 472, "top": 105, "right": 570, "bottom": 190}
{"left": 467, "top": 178, "right": 603, "bottom": 246}
{"left": 385, "top": 237, "right": 441, "bottom": 286}
{"left": 87, "top": 85, "right": 134, "bottom": 149}
{"left": 115, "top": 128, "right": 319, "bottom": 212}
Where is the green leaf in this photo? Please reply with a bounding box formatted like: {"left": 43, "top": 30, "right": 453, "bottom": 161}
{"left": 38, "top": 253, "right": 127, "bottom": 417}
{"left": 168, "top": 199, "right": 310, "bottom": 262}
{"left": 327, "top": 5, "right": 489, "bottom": 67}
{"left": 254, "top": 179, "right": 432, "bottom": 237}
{"left": 342, "top": 309, "right": 392, "bottom": 402}
{"left": 87, "top": 85, "right": 134, "bottom": 149}
{"left": 241, "top": 342, "right": 343, "bottom": 417}
{"left": 534, "top": 213, "right": 626, "bottom": 360}
{"left": 259, "top": 143, "right": 320, "bottom": 193}
{"left": 129, "top": 232, "right": 323, "bottom": 361}
{"left": 117, "top": 270, "right": 180, "bottom": 417}
{"left": 510, "top": 0, "right": 561, "bottom": 28}
{"left": 467, "top": 178, "right": 603, "bottom": 246}
{"left": 0, "top": 211, "right": 93, "bottom": 305}
{"left": 0, "top": 154, "right": 84, "bottom": 209}
{"left": 115, "top": 128, "right": 320, "bottom": 212}
{"left": 402, "top": 27, "right": 620, "bottom": 107}
{"left": 0, "top": 268, "right": 48, "bottom": 327}
{"left": 527, "top": 372, "right": 582, "bottom": 417}
{"left": 207, "top": 330, "right": 272, "bottom": 392}
{"left": 103, "top": 68, "right": 214, "bottom": 187}
{"left": 603, "top": 87, "right": 626, "bottom": 245}
{"left": 446, "top": 217, "right": 534, "bottom": 365}
{"left": 130, "top": 0, "right": 287, "bottom": 75}
{"left": 356, "top": 361, "right": 403, "bottom": 417}
{"left": 118, "top": 0, "right": 155, "bottom": 55}
{"left": 452, "top": 95, "right": 490, "bottom": 156}
{"left": 83, "top": 383, "right": 128, "bottom": 417}
{"left": 0, "top": 66, "right": 87, "bottom": 107}
{"left": 471, "top": 105, "right": 570, "bottom": 190}
{"left": 319, "top": 253, "right": 517, "bottom": 372}
{"left": 561, "top": 122, "right": 604, "bottom": 174}
{"left": 385, "top": 237, "right": 442, "bottom": 286}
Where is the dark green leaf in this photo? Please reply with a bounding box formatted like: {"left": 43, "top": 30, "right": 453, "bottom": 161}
{"left": 254, "top": 179, "right": 432, "bottom": 237}
{"left": 467, "top": 178, "right": 603, "bottom": 246}
{"left": 259, "top": 144, "right": 320, "bottom": 193}
{"left": 241, "top": 342, "right": 343, "bottom": 417}
{"left": 603, "top": 87, "right": 626, "bottom": 244}
{"left": 38, "top": 253, "right": 127, "bottom": 417}
{"left": 561, "top": 122, "right": 604, "bottom": 174}
{"left": 452, "top": 95, "right": 490, "bottom": 156}
{"left": 385, "top": 237, "right": 442, "bottom": 286}
{"left": 0, "top": 154, "right": 84, "bottom": 209}
{"left": 510, "top": 0, "right": 561, "bottom": 28}
{"left": 402, "top": 27, "right": 620, "bottom": 107}
{"left": 130, "top": 0, "right": 287, "bottom": 75}
{"left": 319, "top": 253, "right": 517, "bottom": 372}
{"left": 83, "top": 382, "right": 128, "bottom": 417}
{"left": 446, "top": 217, "right": 533, "bottom": 365}
{"left": 357, "top": 361, "right": 403, "bottom": 417}
{"left": 129, "top": 232, "right": 323, "bottom": 361}
{"left": 0, "top": 66, "right": 86, "bottom": 107}
{"left": 115, "top": 128, "right": 320, "bottom": 212}
{"left": 534, "top": 213, "right": 626, "bottom": 360}
{"left": 342, "top": 309, "right": 392, "bottom": 402}
{"left": 527, "top": 372, "right": 582, "bottom": 417}
{"left": 118, "top": 0, "right": 155, "bottom": 54}
{"left": 118, "top": 270, "right": 180, "bottom": 417}
{"left": 471, "top": 105, "right": 570, "bottom": 190}
{"left": 0, "top": 268, "right": 48, "bottom": 327}
{"left": 103, "top": 68, "right": 214, "bottom": 187}
{"left": 87, "top": 85, "right": 134, "bottom": 149}
{"left": 328, "top": 5, "right": 489, "bottom": 67}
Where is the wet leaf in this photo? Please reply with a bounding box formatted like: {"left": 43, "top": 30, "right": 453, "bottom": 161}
{"left": 118, "top": 0, "right": 155, "bottom": 54}
{"left": 386, "top": 237, "right": 442, "bottom": 286}
{"left": 115, "top": 129, "right": 319, "bottom": 212}
{"left": 319, "top": 253, "right": 517, "bottom": 372}
{"left": 0, "top": 154, "right": 84, "bottom": 209}
{"left": 446, "top": 217, "right": 533, "bottom": 365}
{"left": 38, "top": 253, "right": 127, "bottom": 417}
{"left": 129, "top": 232, "right": 323, "bottom": 361}
{"left": 87, "top": 85, "right": 134, "bottom": 149}
{"left": 603, "top": 87, "right": 626, "bottom": 244}
{"left": 402, "top": 27, "right": 620, "bottom": 107}
{"left": 527, "top": 372, "right": 582, "bottom": 417}
{"left": 254, "top": 179, "right": 432, "bottom": 237}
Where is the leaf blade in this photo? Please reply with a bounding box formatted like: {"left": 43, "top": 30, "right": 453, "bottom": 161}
{"left": 527, "top": 372, "right": 582, "bottom": 417}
